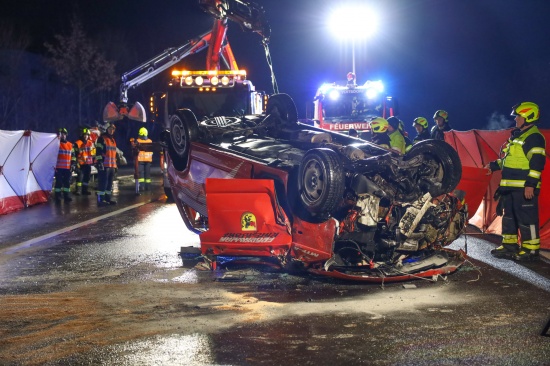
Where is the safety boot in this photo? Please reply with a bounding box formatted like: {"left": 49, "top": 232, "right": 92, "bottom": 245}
{"left": 105, "top": 194, "right": 117, "bottom": 205}
{"left": 82, "top": 186, "right": 92, "bottom": 195}
{"left": 97, "top": 194, "right": 109, "bottom": 207}
{"left": 74, "top": 187, "right": 81, "bottom": 196}
{"left": 63, "top": 192, "right": 72, "bottom": 202}
{"left": 54, "top": 191, "right": 62, "bottom": 203}
{"left": 490, "top": 244, "right": 518, "bottom": 259}
{"left": 514, "top": 249, "right": 540, "bottom": 262}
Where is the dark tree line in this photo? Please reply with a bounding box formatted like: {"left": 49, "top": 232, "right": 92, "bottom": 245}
{"left": 0, "top": 18, "right": 118, "bottom": 135}
{"left": 0, "top": 17, "right": 167, "bottom": 158}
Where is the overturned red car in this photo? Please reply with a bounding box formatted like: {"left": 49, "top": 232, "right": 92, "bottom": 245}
{"left": 158, "top": 70, "right": 467, "bottom": 282}
{"left": 105, "top": 0, "right": 467, "bottom": 281}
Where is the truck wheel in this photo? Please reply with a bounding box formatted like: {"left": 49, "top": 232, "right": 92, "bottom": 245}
{"left": 298, "top": 148, "right": 345, "bottom": 216}
{"left": 168, "top": 109, "right": 199, "bottom": 171}
{"left": 404, "top": 139, "right": 462, "bottom": 197}
{"left": 266, "top": 93, "right": 298, "bottom": 124}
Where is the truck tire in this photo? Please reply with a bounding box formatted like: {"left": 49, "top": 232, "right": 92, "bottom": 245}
{"left": 404, "top": 139, "right": 462, "bottom": 197}
{"left": 168, "top": 109, "right": 199, "bottom": 171}
{"left": 298, "top": 148, "right": 345, "bottom": 216}
{"left": 266, "top": 93, "right": 298, "bottom": 124}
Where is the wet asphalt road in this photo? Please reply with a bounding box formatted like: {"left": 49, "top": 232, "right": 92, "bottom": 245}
{"left": 0, "top": 170, "right": 549, "bottom": 365}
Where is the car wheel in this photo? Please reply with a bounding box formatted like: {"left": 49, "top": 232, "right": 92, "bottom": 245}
{"left": 266, "top": 93, "right": 298, "bottom": 124}
{"left": 168, "top": 109, "right": 199, "bottom": 171}
{"left": 298, "top": 148, "right": 345, "bottom": 216}
{"left": 404, "top": 139, "right": 462, "bottom": 197}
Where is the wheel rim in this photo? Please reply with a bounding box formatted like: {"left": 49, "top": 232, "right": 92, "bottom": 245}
{"left": 171, "top": 118, "right": 187, "bottom": 156}
{"left": 302, "top": 159, "right": 325, "bottom": 202}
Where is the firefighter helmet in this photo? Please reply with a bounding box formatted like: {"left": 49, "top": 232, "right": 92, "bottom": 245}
{"left": 370, "top": 117, "right": 389, "bottom": 133}
{"left": 58, "top": 127, "right": 68, "bottom": 135}
{"left": 413, "top": 117, "right": 428, "bottom": 129}
{"left": 81, "top": 128, "right": 90, "bottom": 135}
{"left": 433, "top": 110, "right": 449, "bottom": 122}
{"left": 139, "top": 127, "right": 148, "bottom": 137}
{"left": 511, "top": 102, "right": 539, "bottom": 123}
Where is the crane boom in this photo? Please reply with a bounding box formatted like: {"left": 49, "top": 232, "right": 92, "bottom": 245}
{"left": 104, "top": 0, "right": 271, "bottom": 123}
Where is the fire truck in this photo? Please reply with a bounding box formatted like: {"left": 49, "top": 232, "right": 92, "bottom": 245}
{"left": 313, "top": 76, "right": 398, "bottom": 135}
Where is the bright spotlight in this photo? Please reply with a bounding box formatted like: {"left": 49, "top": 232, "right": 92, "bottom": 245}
{"left": 328, "top": 90, "right": 340, "bottom": 100}
{"left": 328, "top": 6, "right": 378, "bottom": 40}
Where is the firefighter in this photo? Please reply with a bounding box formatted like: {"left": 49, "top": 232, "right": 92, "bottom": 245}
{"left": 54, "top": 128, "right": 76, "bottom": 203}
{"left": 430, "top": 109, "right": 451, "bottom": 140}
{"left": 386, "top": 116, "right": 406, "bottom": 154}
{"left": 73, "top": 128, "right": 94, "bottom": 195}
{"left": 398, "top": 119, "right": 413, "bottom": 153}
{"left": 95, "top": 123, "right": 118, "bottom": 206}
{"left": 369, "top": 117, "right": 391, "bottom": 150}
{"left": 412, "top": 117, "right": 431, "bottom": 144}
{"left": 485, "top": 102, "right": 546, "bottom": 261}
{"left": 131, "top": 127, "right": 154, "bottom": 191}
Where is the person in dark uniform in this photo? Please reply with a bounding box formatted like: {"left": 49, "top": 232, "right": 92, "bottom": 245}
{"left": 412, "top": 117, "right": 431, "bottom": 144}
{"left": 430, "top": 110, "right": 451, "bottom": 140}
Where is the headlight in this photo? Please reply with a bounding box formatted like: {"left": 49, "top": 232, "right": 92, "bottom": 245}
{"left": 195, "top": 76, "right": 204, "bottom": 86}
{"left": 328, "top": 90, "right": 340, "bottom": 100}
{"left": 221, "top": 76, "right": 230, "bottom": 86}
{"left": 366, "top": 88, "right": 378, "bottom": 99}
{"left": 210, "top": 76, "right": 219, "bottom": 86}
{"left": 184, "top": 76, "right": 193, "bottom": 85}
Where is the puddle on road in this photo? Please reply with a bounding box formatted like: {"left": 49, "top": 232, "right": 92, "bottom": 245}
{"left": 84, "top": 334, "right": 216, "bottom": 366}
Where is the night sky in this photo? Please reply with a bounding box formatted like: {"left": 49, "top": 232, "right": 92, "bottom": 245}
{"left": 4, "top": 0, "right": 550, "bottom": 135}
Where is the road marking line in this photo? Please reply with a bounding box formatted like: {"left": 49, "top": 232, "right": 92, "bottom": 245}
{"left": 2, "top": 202, "right": 148, "bottom": 255}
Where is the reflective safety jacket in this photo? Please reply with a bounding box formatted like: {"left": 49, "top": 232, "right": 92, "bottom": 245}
{"left": 388, "top": 130, "right": 406, "bottom": 154}
{"left": 56, "top": 141, "right": 75, "bottom": 170}
{"left": 95, "top": 133, "right": 117, "bottom": 168}
{"left": 75, "top": 139, "right": 94, "bottom": 165}
{"left": 137, "top": 138, "right": 153, "bottom": 162}
{"left": 490, "top": 125, "right": 546, "bottom": 190}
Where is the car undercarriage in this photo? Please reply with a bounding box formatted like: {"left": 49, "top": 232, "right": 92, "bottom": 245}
{"left": 163, "top": 93, "right": 468, "bottom": 281}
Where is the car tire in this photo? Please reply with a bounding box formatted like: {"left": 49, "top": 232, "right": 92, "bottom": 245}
{"left": 168, "top": 109, "right": 199, "bottom": 171}
{"left": 404, "top": 139, "right": 462, "bottom": 197}
{"left": 298, "top": 148, "right": 345, "bottom": 216}
{"left": 266, "top": 93, "right": 298, "bottom": 124}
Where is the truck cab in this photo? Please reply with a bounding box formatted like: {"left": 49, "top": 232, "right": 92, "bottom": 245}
{"left": 313, "top": 79, "right": 397, "bottom": 136}
{"left": 150, "top": 69, "right": 266, "bottom": 127}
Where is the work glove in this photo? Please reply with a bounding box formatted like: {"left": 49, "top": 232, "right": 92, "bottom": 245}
{"left": 96, "top": 161, "right": 104, "bottom": 171}
{"left": 70, "top": 163, "right": 77, "bottom": 173}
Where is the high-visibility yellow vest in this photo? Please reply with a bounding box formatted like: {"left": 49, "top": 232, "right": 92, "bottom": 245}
{"left": 137, "top": 138, "right": 153, "bottom": 162}
{"left": 498, "top": 126, "right": 545, "bottom": 189}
